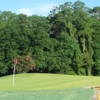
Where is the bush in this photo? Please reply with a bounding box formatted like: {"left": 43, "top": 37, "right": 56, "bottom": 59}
{"left": 15, "top": 54, "right": 35, "bottom": 73}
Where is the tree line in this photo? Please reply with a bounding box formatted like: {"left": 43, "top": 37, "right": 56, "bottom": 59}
{"left": 0, "top": 0, "right": 100, "bottom": 76}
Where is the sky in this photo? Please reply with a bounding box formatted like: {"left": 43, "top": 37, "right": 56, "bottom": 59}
{"left": 0, "top": 0, "right": 100, "bottom": 16}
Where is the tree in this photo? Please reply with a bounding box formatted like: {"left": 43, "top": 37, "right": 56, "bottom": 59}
{"left": 92, "top": 7, "right": 100, "bottom": 20}
{"left": 92, "top": 15, "right": 100, "bottom": 75}
{"left": 0, "top": 11, "right": 17, "bottom": 74}
{"left": 16, "top": 54, "right": 35, "bottom": 73}
{"left": 49, "top": 2, "right": 76, "bottom": 38}
{"left": 28, "top": 15, "right": 52, "bottom": 72}
{"left": 54, "top": 32, "right": 81, "bottom": 74}
{"left": 72, "top": 1, "right": 94, "bottom": 75}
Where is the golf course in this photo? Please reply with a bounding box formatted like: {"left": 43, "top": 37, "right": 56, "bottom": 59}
{"left": 0, "top": 73, "right": 100, "bottom": 100}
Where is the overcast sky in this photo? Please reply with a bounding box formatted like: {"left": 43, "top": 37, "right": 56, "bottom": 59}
{"left": 0, "top": 0, "right": 100, "bottom": 16}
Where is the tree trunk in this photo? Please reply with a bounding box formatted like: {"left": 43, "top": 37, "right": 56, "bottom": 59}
{"left": 87, "top": 67, "right": 91, "bottom": 76}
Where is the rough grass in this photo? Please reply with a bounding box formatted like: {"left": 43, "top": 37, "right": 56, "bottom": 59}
{"left": 0, "top": 73, "right": 99, "bottom": 100}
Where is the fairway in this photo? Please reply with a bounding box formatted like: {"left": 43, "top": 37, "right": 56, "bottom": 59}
{"left": 0, "top": 73, "right": 99, "bottom": 100}
{"left": 0, "top": 73, "right": 100, "bottom": 90}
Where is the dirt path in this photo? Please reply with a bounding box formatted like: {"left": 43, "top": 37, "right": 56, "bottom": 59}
{"left": 92, "top": 89, "right": 98, "bottom": 100}
{"left": 97, "top": 91, "right": 100, "bottom": 100}
{"left": 96, "top": 88, "right": 100, "bottom": 100}
{"left": 94, "top": 87, "right": 100, "bottom": 100}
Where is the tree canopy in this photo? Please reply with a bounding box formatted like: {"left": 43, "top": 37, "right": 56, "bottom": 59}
{"left": 0, "top": 1, "right": 100, "bottom": 76}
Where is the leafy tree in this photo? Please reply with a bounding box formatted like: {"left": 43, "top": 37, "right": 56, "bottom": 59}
{"left": 49, "top": 2, "right": 76, "bottom": 38}
{"left": 28, "top": 15, "right": 51, "bottom": 72}
{"left": 16, "top": 54, "right": 35, "bottom": 73}
{"left": 92, "top": 15, "right": 100, "bottom": 75}
{"left": 1, "top": 1, "right": 100, "bottom": 76}
{"left": 54, "top": 32, "right": 81, "bottom": 74}
{"left": 0, "top": 11, "right": 17, "bottom": 74}
{"left": 72, "top": 1, "right": 94, "bottom": 75}
{"left": 92, "top": 6, "right": 100, "bottom": 20}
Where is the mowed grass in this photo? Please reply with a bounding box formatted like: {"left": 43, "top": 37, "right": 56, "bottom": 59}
{"left": 0, "top": 73, "right": 99, "bottom": 100}
{"left": 0, "top": 88, "right": 93, "bottom": 100}
{"left": 0, "top": 73, "right": 100, "bottom": 90}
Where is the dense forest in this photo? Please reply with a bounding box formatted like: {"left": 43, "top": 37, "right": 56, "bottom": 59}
{"left": 0, "top": 1, "right": 100, "bottom": 76}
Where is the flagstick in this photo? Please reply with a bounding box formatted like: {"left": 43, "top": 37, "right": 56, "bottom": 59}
{"left": 13, "top": 63, "right": 16, "bottom": 86}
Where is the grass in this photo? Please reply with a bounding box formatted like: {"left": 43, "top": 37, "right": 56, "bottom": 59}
{"left": 0, "top": 73, "right": 99, "bottom": 100}
{"left": 0, "top": 73, "right": 100, "bottom": 90}
{"left": 0, "top": 88, "right": 93, "bottom": 100}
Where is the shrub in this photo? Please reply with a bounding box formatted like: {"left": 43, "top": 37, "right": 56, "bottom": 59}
{"left": 15, "top": 54, "right": 35, "bottom": 73}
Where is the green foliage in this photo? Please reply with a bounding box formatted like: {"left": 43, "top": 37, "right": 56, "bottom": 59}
{"left": 55, "top": 32, "right": 81, "bottom": 74}
{"left": 92, "top": 19, "right": 100, "bottom": 75}
{"left": 0, "top": 1, "right": 100, "bottom": 76}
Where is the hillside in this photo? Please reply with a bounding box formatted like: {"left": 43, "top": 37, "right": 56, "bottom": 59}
{"left": 0, "top": 73, "right": 100, "bottom": 91}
